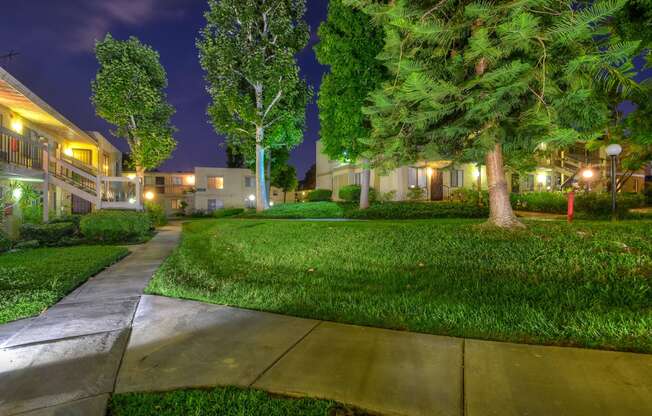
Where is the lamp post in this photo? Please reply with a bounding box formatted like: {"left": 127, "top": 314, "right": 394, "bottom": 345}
{"left": 605, "top": 144, "right": 623, "bottom": 220}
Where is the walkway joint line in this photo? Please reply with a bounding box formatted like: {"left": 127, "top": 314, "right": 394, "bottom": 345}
{"left": 248, "top": 320, "right": 323, "bottom": 388}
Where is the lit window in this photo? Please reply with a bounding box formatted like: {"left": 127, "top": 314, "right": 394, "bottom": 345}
{"left": 408, "top": 167, "right": 427, "bottom": 188}
{"left": 207, "top": 176, "right": 224, "bottom": 189}
{"left": 450, "top": 170, "right": 464, "bottom": 188}
{"left": 172, "top": 176, "right": 183, "bottom": 185}
{"left": 171, "top": 199, "right": 180, "bottom": 209}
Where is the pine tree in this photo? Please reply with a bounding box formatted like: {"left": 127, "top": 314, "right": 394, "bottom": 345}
{"left": 347, "top": 0, "right": 639, "bottom": 228}
{"left": 315, "top": 0, "right": 387, "bottom": 208}
{"left": 198, "top": 0, "right": 310, "bottom": 212}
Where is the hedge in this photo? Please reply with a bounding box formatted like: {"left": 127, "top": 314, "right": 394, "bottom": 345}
{"left": 345, "top": 201, "right": 489, "bottom": 219}
{"left": 0, "top": 232, "right": 11, "bottom": 253}
{"left": 308, "top": 189, "right": 332, "bottom": 202}
{"left": 511, "top": 192, "right": 567, "bottom": 214}
{"left": 145, "top": 201, "right": 168, "bottom": 227}
{"left": 20, "top": 222, "right": 77, "bottom": 246}
{"left": 213, "top": 208, "right": 245, "bottom": 218}
{"left": 338, "top": 185, "right": 377, "bottom": 203}
{"left": 510, "top": 191, "right": 646, "bottom": 217}
{"left": 80, "top": 210, "right": 152, "bottom": 243}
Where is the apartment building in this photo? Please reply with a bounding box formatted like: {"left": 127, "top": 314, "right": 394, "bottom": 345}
{"left": 129, "top": 167, "right": 295, "bottom": 216}
{"left": 0, "top": 66, "right": 140, "bottom": 233}
{"left": 316, "top": 140, "right": 648, "bottom": 201}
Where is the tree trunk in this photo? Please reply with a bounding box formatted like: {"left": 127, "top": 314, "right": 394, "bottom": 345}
{"left": 360, "top": 160, "right": 371, "bottom": 210}
{"left": 283, "top": 191, "right": 287, "bottom": 203}
{"left": 485, "top": 143, "right": 524, "bottom": 228}
{"left": 136, "top": 165, "right": 145, "bottom": 211}
{"left": 255, "top": 128, "right": 269, "bottom": 212}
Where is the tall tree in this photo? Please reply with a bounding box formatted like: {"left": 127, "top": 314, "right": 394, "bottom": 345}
{"left": 315, "top": 0, "right": 386, "bottom": 209}
{"left": 348, "top": 0, "right": 638, "bottom": 228}
{"left": 198, "top": 0, "right": 310, "bottom": 212}
{"left": 226, "top": 143, "right": 245, "bottom": 168}
{"left": 92, "top": 34, "right": 177, "bottom": 179}
{"left": 300, "top": 163, "right": 316, "bottom": 189}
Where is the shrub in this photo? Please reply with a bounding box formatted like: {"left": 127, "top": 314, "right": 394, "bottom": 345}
{"left": 378, "top": 190, "right": 397, "bottom": 202}
{"left": 0, "top": 232, "right": 11, "bottom": 253}
{"left": 406, "top": 187, "right": 426, "bottom": 201}
{"left": 14, "top": 240, "right": 40, "bottom": 250}
{"left": 50, "top": 215, "right": 82, "bottom": 234}
{"left": 80, "top": 210, "right": 152, "bottom": 243}
{"left": 145, "top": 201, "right": 167, "bottom": 227}
{"left": 510, "top": 192, "right": 567, "bottom": 214}
{"left": 338, "top": 185, "right": 377, "bottom": 203}
{"left": 451, "top": 188, "right": 489, "bottom": 206}
{"left": 575, "top": 192, "right": 645, "bottom": 218}
{"left": 22, "top": 205, "right": 43, "bottom": 224}
{"left": 213, "top": 208, "right": 244, "bottom": 218}
{"left": 20, "top": 222, "right": 76, "bottom": 246}
{"left": 308, "top": 189, "right": 332, "bottom": 202}
{"left": 346, "top": 201, "right": 489, "bottom": 219}
{"left": 240, "top": 202, "right": 348, "bottom": 219}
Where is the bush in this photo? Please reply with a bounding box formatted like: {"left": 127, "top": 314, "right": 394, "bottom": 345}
{"left": 575, "top": 192, "right": 645, "bottom": 218}
{"left": 345, "top": 201, "right": 489, "bottom": 219}
{"left": 213, "top": 208, "right": 244, "bottom": 218}
{"left": 14, "top": 240, "right": 39, "bottom": 250}
{"left": 644, "top": 187, "right": 652, "bottom": 205}
{"left": 378, "top": 190, "right": 397, "bottom": 202}
{"left": 81, "top": 210, "right": 152, "bottom": 243}
{"left": 240, "top": 202, "right": 348, "bottom": 219}
{"left": 451, "top": 188, "right": 489, "bottom": 206}
{"left": 406, "top": 187, "right": 426, "bottom": 201}
{"left": 338, "top": 185, "right": 377, "bottom": 203}
{"left": 510, "top": 192, "right": 567, "bottom": 214}
{"left": 145, "top": 202, "right": 167, "bottom": 227}
{"left": 0, "top": 232, "right": 11, "bottom": 253}
{"left": 22, "top": 205, "right": 43, "bottom": 224}
{"left": 20, "top": 222, "right": 76, "bottom": 246}
{"left": 50, "top": 215, "right": 82, "bottom": 234}
{"left": 308, "top": 189, "right": 332, "bottom": 202}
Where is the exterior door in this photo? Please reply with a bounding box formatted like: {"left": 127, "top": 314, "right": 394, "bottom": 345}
{"left": 430, "top": 170, "right": 444, "bottom": 201}
{"left": 71, "top": 194, "right": 92, "bottom": 214}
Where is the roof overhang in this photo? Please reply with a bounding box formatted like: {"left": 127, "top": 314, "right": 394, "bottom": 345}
{"left": 0, "top": 66, "right": 96, "bottom": 145}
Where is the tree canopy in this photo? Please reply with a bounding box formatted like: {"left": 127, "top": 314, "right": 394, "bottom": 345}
{"left": 315, "top": 0, "right": 386, "bottom": 162}
{"left": 92, "top": 34, "right": 176, "bottom": 173}
{"left": 197, "top": 0, "right": 310, "bottom": 211}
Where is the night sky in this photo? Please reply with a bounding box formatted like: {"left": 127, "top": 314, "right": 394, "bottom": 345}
{"left": 0, "top": 0, "right": 329, "bottom": 178}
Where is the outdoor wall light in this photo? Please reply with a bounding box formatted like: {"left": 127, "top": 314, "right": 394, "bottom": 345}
{"left": 581, "top": 169, "right": 594, "bottom": 179}
{"left": 186, "top": 175, "right": 196, "bottom": 185}
{"left": 145, "top": 191, "right": 155, "bottom": 201}
{"left": 12, "top": 187, "right": 22, "bottom": 201}
{"left": 127, "top": 174, "right": 136, "bottom": 180}
{"left": 270, "top": 201, "right": 275, "bottom": 206}
{"left": 473, "top": 168, "right": 480, "bottom": 179}
{"left": 10, "top": 118, "right": 23, "bottom": 134}
{"left": 248, "top": 194, "right": 256, "bottom": 201}
{"left": 427, "top": 167, "right": 434, "bottom": 176}
{"left": 64, "top": 148, "right": 74, "bottom": 157}
{"left": 128, "top": 198, "right": 136, "bottom": 204}
{"left": 537, "top": 173, "right": 546, "bottom": 184}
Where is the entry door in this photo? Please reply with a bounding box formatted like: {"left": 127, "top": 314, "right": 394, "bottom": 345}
{"left": 430, "top": 170, "right": 444, "bottom": 201}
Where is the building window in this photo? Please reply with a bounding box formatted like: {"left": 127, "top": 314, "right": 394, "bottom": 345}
{"left": 526, "top": 174, "right": 535, "bottom": 191}
{"left": 450, "top": 170, "right": 464, "bottom": 188}
{"left": 207, "top": 176, "right": 224, "bottom": 190}
{"left": 155, "top": 176, "right": 165, "bottom": 194}
{"left": 72, "top": 148, "right": 92, "bottom": 165}
{"left": 245, "top": 176, "right": 255, "bottom": 188}
{"left": 207, "top": 199, "right": 223, "bottom": 212}
{"left": 172, "top": 176, "right": 183, "bottom": 185}
{"left": 171, "top": 199, "right": 180, "bottom": 209}
{"left": 408, "top": 167, "right": 427, "bottom": 188}
{"left": 144, "top": 176, "right": 155, "bottom": 186}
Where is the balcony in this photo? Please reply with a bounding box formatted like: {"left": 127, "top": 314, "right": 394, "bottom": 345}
{"left": 143, "top": 184, "right": 194, "bottom": 195}
{"left": 0, "top": 126, "right": 44, "bottom": 173}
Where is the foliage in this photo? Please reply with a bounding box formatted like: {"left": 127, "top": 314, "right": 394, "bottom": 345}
{"left": 19, "top": 222, "right": 77, "bottom": 246}
{"left": 406, "top": 187, "right": 425, "bottom": 201}
{"left": 377, "top": 190, "right": 397, "bottom": 202}
{"left": 574, "top": 192, "right": 646, "bottom": 217}
{"left": 145, "top": 201, "right": 167, "bottom": 227}
{"left": 315, "top": 0, "right": 386, "bottom": 162}
{"left": 308, "top": 189, "right": 333, "bottom": 202}
{"left": 511, "top": 192, "right": 568, "bottom": 214}
{"left": 241, "top": 202, "right": 349, "bottom": 219}
{"left": 213, "top": 208, "right": 245, "bottom": 218}
{"left": 271, "top": 162, "right": 298, "bottom": 195}
{"left": 148, "top": 219, "right": 652, "bottom": 352}
{"left": 300, "top": 164, "right": 316, "bottom": 190}
{"left": 450, "top": 188, "right": 489, "bottom": 206}
{"left": 0, "top": 245, "right": 128, "bottom": 324}
{"left": 197, "top": 0, "right": 311, "bottom": 210}
{"left": 338, "top": 184, "right": 377, "bottom": 202}
{"left": 92, "top": 34, "right": 177, "bottom": 172}
{"left": 0, "top": 231, "right": 11, "bottom": 253}
{"left": 345, "top": 201, "right": 488, "bottom": 219}
{"left": 110, "top": 386, "right": 348, "bottom": 416}
{"left": 80, "top": 210, "right": 152, "bottom": 243}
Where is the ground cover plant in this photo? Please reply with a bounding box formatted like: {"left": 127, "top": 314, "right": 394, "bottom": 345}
{"left": 109, "top": 386, "right": 362, "bottom": 416}
{"left": 0, "top": 245, "right": 128, "bottom": 324}
{"left": 148, "top": 219, "right": 652, "bottom": 352}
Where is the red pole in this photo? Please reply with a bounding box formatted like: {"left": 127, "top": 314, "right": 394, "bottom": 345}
{"left": 567, "top": 191, "right": 575, "bottom": 223}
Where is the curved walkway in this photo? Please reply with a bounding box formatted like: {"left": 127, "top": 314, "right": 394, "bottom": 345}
{"left": 1, "top": 222, "right": 651, "bottom": 416}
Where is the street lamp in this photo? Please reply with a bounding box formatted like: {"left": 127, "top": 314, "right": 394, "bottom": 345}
{"left": 605, "top": 143, "right": 623, "bottom": 220}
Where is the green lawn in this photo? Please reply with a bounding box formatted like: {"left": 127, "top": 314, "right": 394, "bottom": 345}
{"left": 147, "top": 218, "right": 652, "bottom": 352}
{"left": 241, "top": 201, "right": 351, "bottom": 218}
{"left": 109, "top": 387, "right": 361, "bottom": 416}
{"left": 0, "top": 245, "right": 129, "bottom": 324}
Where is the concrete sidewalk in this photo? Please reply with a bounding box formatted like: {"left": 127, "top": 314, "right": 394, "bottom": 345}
{"left": 0, "top": 224, "right": 181, "bottom": 416}
{"left": 116, "top": 295, "right": 652, "bottom": 416}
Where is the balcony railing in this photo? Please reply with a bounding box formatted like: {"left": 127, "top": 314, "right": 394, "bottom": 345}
{"left": 143, "top": 184, "right": 194, "bottom": 195}
{"left": 0, "top": 127, "right": 44, "bottom": 171}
